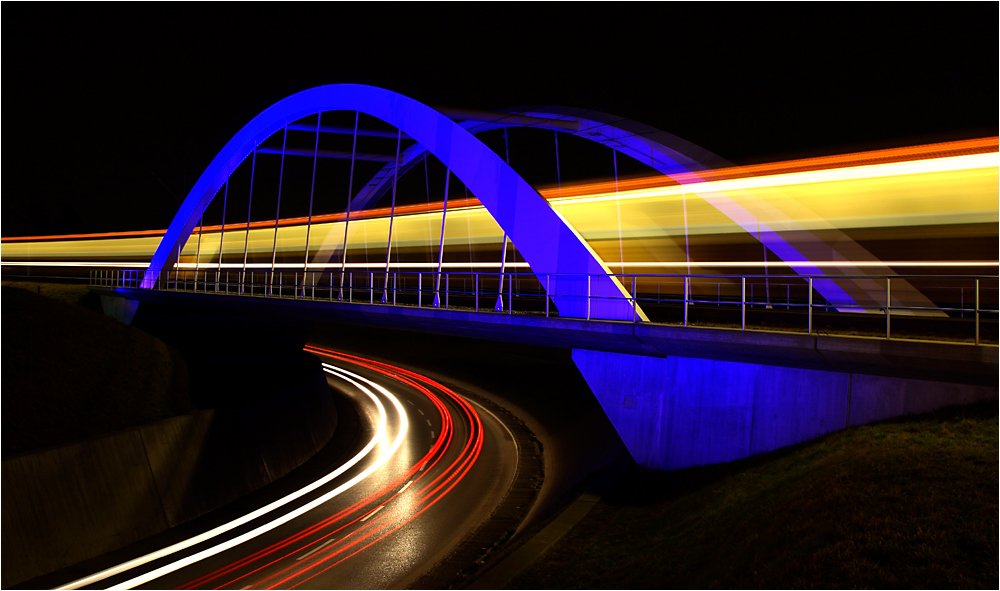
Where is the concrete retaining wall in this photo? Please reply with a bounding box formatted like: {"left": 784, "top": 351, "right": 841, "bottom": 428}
{"left": 572, "top": 349, "right": 998, "bottom": 471}
{"left": 1, "top": 367, "right": 336, "bottom": 588}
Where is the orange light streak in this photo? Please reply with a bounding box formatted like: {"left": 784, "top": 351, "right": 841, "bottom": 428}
{"left": 541, "top": 136, "right": 999, "bottom": 198}
{"left": 3, "top": 136, "right": 995, "bottom": 243}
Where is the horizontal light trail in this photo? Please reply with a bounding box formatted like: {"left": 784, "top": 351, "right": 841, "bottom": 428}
{"left": 3, "top": 260, "right": 996, "bottom": 270}
{"left": 4, "top": 137, "right": 995, "bottom": 245}
{"left": 0, "top": 260, "right": 532, "bottom": 269}
{"left": 57, "top": 365, "right": 405, "bottom": 590}
{"left": 0, "top": 198, "right": 487, "bottom": 244}
{"left": 609, "top": 261, "right": 1000, "bottom": 268}
{"left": 544, "top": 136, "right": 999, "bottom": 198}
{"left": 3, "top": 138, "right": 994, "bottom": 280}
{"left": 548, "top": 152, "right": 999, "bottom": 206}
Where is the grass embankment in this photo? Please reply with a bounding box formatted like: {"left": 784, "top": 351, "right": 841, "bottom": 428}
{"left": 511, "top": 401, "right": 998, "bottom": 589}
{"left": 2, "top": 283, "right": 191, "bottom": 454}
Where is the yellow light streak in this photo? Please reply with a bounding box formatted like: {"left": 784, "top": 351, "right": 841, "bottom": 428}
{"left": 548, "top": 153, "right": 998, "bottom": 205}
{"left": 2, "top": 143, "right": 996, "bottom": 270}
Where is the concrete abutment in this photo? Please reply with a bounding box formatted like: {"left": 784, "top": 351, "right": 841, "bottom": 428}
{"left": 572, "top": 349, "right": 998, "bottom": 471}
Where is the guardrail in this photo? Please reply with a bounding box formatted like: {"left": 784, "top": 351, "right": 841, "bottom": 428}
{"left": 86, "top": 268, "right": 999, "bottom": 346}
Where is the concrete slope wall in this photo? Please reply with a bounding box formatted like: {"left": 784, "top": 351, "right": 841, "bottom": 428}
{"left": 573, "top": 349, "right": 998, "bottom": 471}
{"left": 1, "top": 367, "right": 335, "bottom": 588}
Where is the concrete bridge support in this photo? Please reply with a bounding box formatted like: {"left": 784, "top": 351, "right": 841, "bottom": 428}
{"left": 572, "top": 349, "right": 998, "bottom": 471}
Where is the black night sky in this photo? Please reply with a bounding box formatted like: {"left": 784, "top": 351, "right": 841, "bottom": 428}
{"left": 3, "top": 3, "right": 997, "bottom": 238}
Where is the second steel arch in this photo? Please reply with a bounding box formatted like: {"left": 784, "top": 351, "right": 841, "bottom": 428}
{"left": 143, "top": 84, "right": 642, "bottom": 320}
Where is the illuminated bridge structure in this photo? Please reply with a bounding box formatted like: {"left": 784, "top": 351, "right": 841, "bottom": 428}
{"left": 10, "top": 85, "right": 1000, "bottom": 470}
{"left": 139, "top": 84, "right": 970, "bottom": 322}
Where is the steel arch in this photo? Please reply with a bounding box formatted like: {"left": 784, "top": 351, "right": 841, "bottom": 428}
{"left": 143, "top": 84, "right": 641, "bottom": 320}
{"left": 341, "top": 106, "right": 940, "bottom": 314}
{"left": 338, "top": 107, "right": 859, "bottom": 309}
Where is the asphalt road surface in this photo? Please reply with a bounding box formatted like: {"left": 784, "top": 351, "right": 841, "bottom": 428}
{"left": 58, "top": 347, "right": 519, "bottom": 590}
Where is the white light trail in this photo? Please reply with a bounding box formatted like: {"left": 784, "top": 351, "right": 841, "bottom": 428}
{"left": 58, "top": 363, "right": 407, "bottom": 590}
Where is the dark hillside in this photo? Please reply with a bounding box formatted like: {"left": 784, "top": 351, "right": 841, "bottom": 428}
{"left": 2, "top": 285, "right": 190, "bottom": 453}
{"left": 511, "top": 401, "right": 999, "bottom": 589}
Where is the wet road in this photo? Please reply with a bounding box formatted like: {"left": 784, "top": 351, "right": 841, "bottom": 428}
{"left": 59, "top": 348, "right": 518, "bottom": 589}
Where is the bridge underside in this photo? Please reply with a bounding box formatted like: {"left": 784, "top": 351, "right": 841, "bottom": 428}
{"left": 98, "top": 287, "right": 998, "bottom": 470}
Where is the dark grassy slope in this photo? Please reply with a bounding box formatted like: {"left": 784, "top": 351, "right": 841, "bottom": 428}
{"left": 510, "top": 401, "right": 998, "bottom": 590}
{"left": 1, "top": 285, "right": 190, "bottom": 454}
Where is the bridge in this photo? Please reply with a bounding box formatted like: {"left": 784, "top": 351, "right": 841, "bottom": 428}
{"left": 7, "top": 84, "right": 999, "bottom": 471}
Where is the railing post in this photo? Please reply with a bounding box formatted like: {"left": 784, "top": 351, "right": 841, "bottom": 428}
{"left": 418, "top": 273, "right": 422, "bottom": 308}
{"left": 885, "top": 276, "right": 891, "bottom": 340}
{"left": 808, "top": 277, "right": 813, "bottom": 335}
{"left": 741, "top": 276, "right": 746, "bottom": 330}
{"left": 393, "top": 272, "right": 397, "bottom": 306}
{"left": 632, "top": 275, "right": 637, "bottom": 323}
{"left": 546, "top": 274, "right": 550, "bottom": 318}
{"left": 509, "top": 274, "right": 513, "bottom": 315}
{"left": 445, "top": 274, "right": 449, "bottom": 310}
{"left": 683, "top": 276, "right": 689, "bottom": 327}
{"left": 586, "top": 275, "right": 591, "bottom": 321}
{"left": 370, "top": 272, "right": 374, "bottom": 304}
{"left": 975, "top": 278, "right": 980, "bottom": 345}
{"left": 475, "top": 273, "right": 479, "bottom": 312}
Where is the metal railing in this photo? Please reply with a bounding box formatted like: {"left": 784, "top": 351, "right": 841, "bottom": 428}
{"left": 89, "top": 269, "right": 999, "bottom": 346}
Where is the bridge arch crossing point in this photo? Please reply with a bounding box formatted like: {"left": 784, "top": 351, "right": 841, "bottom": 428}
{"left": 143, "top": 84, "right": 642, "bottom": 320}
{"left": 342, "top": 106, "right": 937, "bottom": 314}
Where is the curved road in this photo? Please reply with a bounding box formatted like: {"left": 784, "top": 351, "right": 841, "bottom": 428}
{"left": 58, "top": 348, "right": 518, "bottom": 589}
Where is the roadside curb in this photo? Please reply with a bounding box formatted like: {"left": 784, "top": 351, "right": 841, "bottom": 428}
{"left": 464, "top": 451, "right": 631, "bottom": 590}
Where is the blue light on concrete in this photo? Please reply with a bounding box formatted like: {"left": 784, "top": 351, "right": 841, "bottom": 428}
{"left": 571, "top": 348, "right": 996, "bottom": 471}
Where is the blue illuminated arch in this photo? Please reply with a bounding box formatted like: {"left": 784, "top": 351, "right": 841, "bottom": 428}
{"left": 144, "top": 84, "right": 640, "bottom": 320}
{"left": 342, "top": 107, "right": 895, "bottom": 312}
